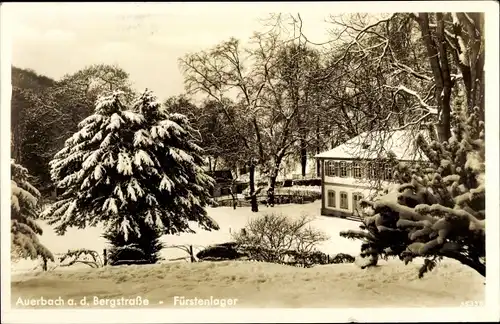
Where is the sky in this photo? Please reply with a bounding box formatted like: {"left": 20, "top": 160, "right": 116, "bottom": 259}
{"left": 7, "top": 2, "right": 336, "bottom": 102}
{"left": 6, "top": 1, "right": 496, "bottom": 102}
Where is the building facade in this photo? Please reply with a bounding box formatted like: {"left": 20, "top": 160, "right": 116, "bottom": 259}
{"left": 315, "top": 130, "right": 427, "bottom": 221}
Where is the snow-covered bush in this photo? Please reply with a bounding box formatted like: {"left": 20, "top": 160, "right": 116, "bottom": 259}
{"left": 43, "top": 90, "right": 219, "bottom": 265}
{"left": 233, "top": 213, "right": 329, "bottom": 267}
{"left": 341, "top": 101, "right": 485, "bottom": 277}
{"left": 196, "top": 242, "right": 248, "bottom": 261}
{"left": 58, "top": 248, "right": 105, "bottom": 268}
{"left": 11, "top": 160, "right": 53, "bottom": 263}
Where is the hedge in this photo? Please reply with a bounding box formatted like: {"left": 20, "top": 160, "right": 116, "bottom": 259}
{"left": 291, "top": 178, "right": 321, "bottom": 186}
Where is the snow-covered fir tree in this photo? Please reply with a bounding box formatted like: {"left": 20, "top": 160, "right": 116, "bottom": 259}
{"left": 341, "top": 93, "right": 485, "bottom": 277}
{"left": 44, "top": 90, "right": 218, "bottom": 264}
{"left": 129, "top": 90, "right": 218, "bottom": 233}
{"left": 11, "top": 159, "right": 53, "bottom": 262}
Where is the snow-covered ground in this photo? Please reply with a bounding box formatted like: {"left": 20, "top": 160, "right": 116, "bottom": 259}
{"left": 11, "top": 201, "right": 361, "bottom": 274}
{"left": 10, "top": 200, "right": 485, "bottom": 308}
{"left": 11, "top": 260, "right": 484, "bottom": 308}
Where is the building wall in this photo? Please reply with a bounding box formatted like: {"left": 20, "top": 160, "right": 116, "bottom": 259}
{"left": 322, "top": 183, "right": 371, "bottom": 218}
{"left": 320, "top": 158, "right": 394, "bottom": 220}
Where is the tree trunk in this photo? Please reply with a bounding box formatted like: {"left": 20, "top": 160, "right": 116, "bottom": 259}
{"left": 249, "top": 163, "right": 258, "bottom": 212}
{"left": 213, "top": 157, "right": 218, "bottom": 171}
{"left": 267, "top": 168, "right": 279, "bottom": 207}
{"left": 189, "top": 245, "right": 195, "bottom": 263}
{"left": 229, "top": 183, "right": 237, "bottom": 210}
{"left": 208, "top": 157, "right": 212, "bottom": 172}
{"left": 103, "top": 249, "right": 108, "bottom": 266}
{"left": 418, "top": 13, "right": 452, "bottom": 142}
{"left": 315, "top": 116, "right": 321, "bottom": 177}
{"left": 300, "top": 140, "right": 307, "bottom": 177}
{"left": 316, "top": 148, "right": 321, "bottom": 177}
{"left": 435, "top": 13, "right": 452, "bottom": 142}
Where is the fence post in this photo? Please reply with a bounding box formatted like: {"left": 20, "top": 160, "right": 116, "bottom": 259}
{"left": 103, "top": 248, "right": 107, "bottom": 266}
{"left": 190, "top": 245, "right": 195, "bottom": 263}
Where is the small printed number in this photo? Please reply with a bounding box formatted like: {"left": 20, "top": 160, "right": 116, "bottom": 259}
{"left": 461, "top": 300, "right": 484, "bottom": 307}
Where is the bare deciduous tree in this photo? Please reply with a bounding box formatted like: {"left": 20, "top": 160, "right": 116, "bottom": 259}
{"left": 233, "top": 213, "right": 329, "bottom": 267}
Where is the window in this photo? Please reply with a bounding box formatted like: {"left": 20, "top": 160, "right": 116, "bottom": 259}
{"left": 325, "top": 161, "right": 342, "bottom": 177}
{"left": 331, "top": 161, "right": 337, "bottom": 176}
{"left": 353, "top": 162, "right": 362, "bottom": 179}
{"left": 327, "top": 190, "right": 336, "bottom": 208}
{"left": 324, "top": 161, "right": 331, "bottom": 176}
{"left": 352, "top": 193, "right": 363, "bottom": 211}
{"left": 383, "top": 163, "right": 393, "bottom": 181}
{"left": 368, "top": 162, "right": 380, "bottom": 180}
{"left": 340, "top": 191, "right": 348, "bottom": 210}
{"left": 340, "top": 162, "right": 347, "bottom": 178}
{"left": 325, "top": 161, "right": 335, "bottom": 177}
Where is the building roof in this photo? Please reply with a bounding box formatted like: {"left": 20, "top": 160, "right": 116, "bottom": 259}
{"left": 315, "top": 130, "right": 428, "bottom": 161}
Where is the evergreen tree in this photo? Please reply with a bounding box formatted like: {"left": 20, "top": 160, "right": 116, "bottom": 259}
{"left": 44, "top": 90, "right": 219, "bottom": 265}
{"left": 11, "top": 159, "right": 53, "bottom": 262}
{"left": 102, "top": 219, "right": 164, "bottom": 265}
{"left": 43, "top": 92, "right": 143, "bottom": 234}
{"left": 340, "top": 94, "right": 485, "bottom": 277}
{"left": 129, "top": 90, "right": 218, "bottom": 234}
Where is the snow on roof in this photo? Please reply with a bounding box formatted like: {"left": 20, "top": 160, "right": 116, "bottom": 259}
{"left": 315, "top": 129, "right": 428, "bottom": 161}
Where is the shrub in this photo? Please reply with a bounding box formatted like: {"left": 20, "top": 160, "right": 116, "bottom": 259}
{"left": 59, "top": 248, "right": 105, "bottom": 268}
{"left": 287, "top": 190, "right": 321, "bottom": 204}
{"left": 291, "top": 178, "right": 321, "bottom": 186}
{"left": 233, "top": 213, "right": 329, "bottom": 267}
{"left": 330, "top": 253, "right": 356, "bottom": 264}
{"left": 196, "top": 242, "right": 248, "bottom": 261}
{"left": 310, "top": 178, "right": 322, "bottom": 186}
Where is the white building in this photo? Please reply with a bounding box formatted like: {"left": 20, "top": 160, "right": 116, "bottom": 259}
{"left": 315, "top": 130, "right": 427, "bottom": 220}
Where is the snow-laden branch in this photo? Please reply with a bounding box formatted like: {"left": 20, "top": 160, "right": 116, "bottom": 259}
{"left": 389, "top": 112, "right": 434, "bottom": 131}
{"left": 385, "top": 85, "right": 438, "bottom": 114}
{"left": 391, "top": 62, "right": 433, "bottom": 82}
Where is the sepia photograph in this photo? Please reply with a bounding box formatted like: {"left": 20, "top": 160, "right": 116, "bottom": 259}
{"left": 1, "top": 1, "right": 499, "bottom": 323}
